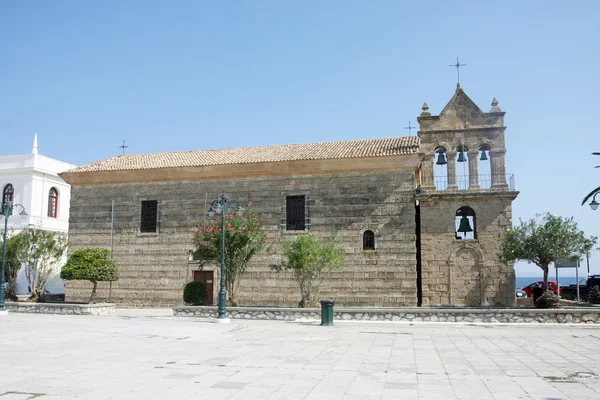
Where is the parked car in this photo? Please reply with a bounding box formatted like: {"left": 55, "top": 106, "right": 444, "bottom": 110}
{"left": 560, "top": 275, "right": 600, "bottom": 302}
{"left": 516, "top": 289, "right": 527, "bottom": 298}
{"left": 521, "top": 281, "right": 560, "bottom": 297}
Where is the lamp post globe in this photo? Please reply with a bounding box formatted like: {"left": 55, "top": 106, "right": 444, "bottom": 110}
{"left": 0, "top": 201, "right": 28, "bottom": 314}
{"left": 590, "top": 196, "right": 599, "bottom": 211}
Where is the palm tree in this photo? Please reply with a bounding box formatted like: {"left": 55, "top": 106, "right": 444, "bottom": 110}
{"left": 581, "top": 152, "right": 600, "bottom": 206}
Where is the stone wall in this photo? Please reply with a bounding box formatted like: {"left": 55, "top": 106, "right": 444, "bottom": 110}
{"left": 415, "top": 86, "right": 518, "bottom": 307}
{"left": 174, "top": 306, "right": 600, "bottom": 324}
{"left": 5, "top": 302, "right": 115, "bottom": 315}
{"left": 66, "top": 170, "right": 418, "bottom": 307}
{"left": 418, "top": 193, "right": 516, "bottom": 306}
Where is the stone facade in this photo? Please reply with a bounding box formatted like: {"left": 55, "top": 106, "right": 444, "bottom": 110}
{"left": 417, "top": 85, "right": 518, "bottom": 306}
{"left": 65, "top": 168, "right": 419, "bottom": 307}
{"left": 61, "top": 86, "right": 518, "bottom": 308}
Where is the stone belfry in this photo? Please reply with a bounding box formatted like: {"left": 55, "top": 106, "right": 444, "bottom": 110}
{"left": 417, "top": 83, "right": 508, "bottom": 191}
{"left": 415, "top": 84, "right": 518, "bottom": 307}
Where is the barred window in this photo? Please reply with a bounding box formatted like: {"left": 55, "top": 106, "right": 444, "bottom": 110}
{"left": 140, "top": 200, "right": 158, "bottom": 233}
{"left": 363, "top": 230, "right": 375, "bottom": 250}
{"left": 3, "top": 184, "right": 14, "bottom": 204}
{"left": 48, "top": 187, "right": 58, "bottom": 218}
{"left": 286, "top": 196, "right": 305, "bottom": 230}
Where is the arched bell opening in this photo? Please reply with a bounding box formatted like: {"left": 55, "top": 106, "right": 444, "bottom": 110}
{"left": 478, "top": 144, "right": 492, "bottom": 189}
{"left": 456, "top": 145, "right": 470, "bottom": 190}
{"left": 455, "top": 206, "right": 476, "bottom": 240}
{"left": 433, "top": 147, "right": 448, "bottom": 190}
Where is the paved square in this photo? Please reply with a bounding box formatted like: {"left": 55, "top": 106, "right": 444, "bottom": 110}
{"left": 1, "top": 309, "right": 599, "bottom": 399}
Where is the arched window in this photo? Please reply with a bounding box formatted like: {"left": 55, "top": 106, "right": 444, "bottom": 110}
{"left": 48, "top": 187, "right": 58, "bottom": 218}
{"left": 434, "top": 147, "right": 448, "bottom": 190}
{"left": 2, "top": 184, "right": 14, "bottom": 204}
{"left": 363, "top": 230, "right": 375, "bottom": 250}
{"left": 456, "top": 145, "right": 470, "bottom": 190}
{"left": 455, "top": 206, "right": 476, "bottom": 240}
{"left": 478, "top": 144, "right": 492, "bottom": 189}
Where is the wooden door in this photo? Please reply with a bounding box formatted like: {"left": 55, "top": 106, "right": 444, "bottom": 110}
{"left": 193, "top": 271, "right": 214, "bottom": 305}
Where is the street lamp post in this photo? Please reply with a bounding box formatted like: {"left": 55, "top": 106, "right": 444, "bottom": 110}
{"left": 0, "top": 201, "right": 28, "bottom": 313}
{"left": 207, "top": 194, "right": 244, "bottom": 322}
{"left": 589, "top": 193, "right": 599, "bottom": 211}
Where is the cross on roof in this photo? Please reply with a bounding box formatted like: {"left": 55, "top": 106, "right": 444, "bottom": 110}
{"left": 404, "top": 121, "right": 416, "bottom": 135}
{"left": 119, "top": 140, "right": 128, "bottom": 155}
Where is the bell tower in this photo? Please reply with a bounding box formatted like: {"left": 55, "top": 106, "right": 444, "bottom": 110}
{"left": 415, "top": 85, "right": 518, "bottom": 307}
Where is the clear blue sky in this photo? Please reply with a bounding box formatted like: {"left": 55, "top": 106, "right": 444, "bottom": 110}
{"left": 1, "top": 1, "right": 598, "bottom": 277}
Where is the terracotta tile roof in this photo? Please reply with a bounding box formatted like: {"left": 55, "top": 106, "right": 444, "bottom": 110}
{"left": 66, "top": 136, "right": 420, "bottom": 173}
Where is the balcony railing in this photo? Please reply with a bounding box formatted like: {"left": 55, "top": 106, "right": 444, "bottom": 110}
{"left": 424, "top": 174, "right": 516, "bottom": 191}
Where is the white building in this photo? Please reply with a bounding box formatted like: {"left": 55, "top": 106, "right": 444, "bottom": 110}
{"left": 0, "top": 134, "right": 77, "bottom": 295}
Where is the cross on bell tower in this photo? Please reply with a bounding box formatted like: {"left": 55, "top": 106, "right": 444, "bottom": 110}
{"left": 449, "top": 57, "right": 466, "bottom": 84}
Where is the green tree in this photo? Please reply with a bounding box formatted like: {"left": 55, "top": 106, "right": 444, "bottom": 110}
{"left": 581, "top": 152, "right": 600, "bottom": 206}
{"left": 16, "top": 227, "right": 68, "bottom": 301}
{"left": 501, "top": 213, "right": 597, "bottom": 295}
{"left": 0, "top": 230, "right": 29, "bottom": 300}
{"left": 61, "top": 247, "right": 119, "bottom": 303}
{"left": 271, "top": 235, "right": 345, "bottom": 308}
{"left": 193, "top": 207, "right": 271, "bottom": 306}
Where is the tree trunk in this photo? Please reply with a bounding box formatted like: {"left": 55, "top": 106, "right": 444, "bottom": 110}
{"left": 542, "top": 264, "right": 549, "bottom": 292}
{"left": 89, "top": 281, "right": 98, "bottom": 303}
{"left": 299, "top": 295, "right": 309, "bottom": 308}
{"left": 298, "top": 287, "right": 311, "bottom": 308}
{"left": 6, "top": 282, "right": 17, "bottom": 301}
{"left": 298, "top": 279, "right": 309, "bottom": 308}
{"left": 227, "top": 276, "right": 239, "bottom": 306}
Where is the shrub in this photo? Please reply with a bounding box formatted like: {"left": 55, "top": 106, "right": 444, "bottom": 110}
{"left": 535, "top": 291, "right": 561, "bottom": 309}
{"left": 271, "top": 235, "right": 345, "bottom": 308}
{"left": 61, "top": 248, "right": 119, "bottom": 303}
{"left": 183, "top": 281, "right": 208, "bottom": 306}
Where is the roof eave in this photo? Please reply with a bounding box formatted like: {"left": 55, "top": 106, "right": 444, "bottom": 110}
{"left": 62, "top": 154, "right": 421, "bottom": 186}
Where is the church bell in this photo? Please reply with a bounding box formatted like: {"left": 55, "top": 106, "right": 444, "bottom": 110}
{"left": 457, "top": 151, "right": 466, "bottom": 163}
{"left": 436, "top": 152, "right": 447, "bottom": 165}
{"left": 480, "top": 150, "right": 488, "bottom": 161}
{"left": 457, "top": 216, "right": 473, "bottom": 233}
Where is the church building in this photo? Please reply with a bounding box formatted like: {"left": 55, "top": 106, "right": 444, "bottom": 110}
{"left": 60, "top": 85, "right": 518, "bottom": 307}
{"left": 0, "top": 134, "right": 77, "bottom": 295}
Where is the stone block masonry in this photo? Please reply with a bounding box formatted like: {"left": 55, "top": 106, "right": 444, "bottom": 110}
{"left": 66, "top": 170, "right": 419, "bottom": 307}
{"left": 418, "top": 193, "right": 517, "bottom": 307}
{"left": 416, "top": 86, "right": 518, "bottom": 307}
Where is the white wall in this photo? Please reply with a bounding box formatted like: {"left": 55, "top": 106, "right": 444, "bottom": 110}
{"left": 0, "top": 152, "right": 76, "bottom": 295}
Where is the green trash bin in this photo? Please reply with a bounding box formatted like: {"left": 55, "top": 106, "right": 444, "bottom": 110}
{"left": 320, "top": 299, "right": 335, "bottom": 326}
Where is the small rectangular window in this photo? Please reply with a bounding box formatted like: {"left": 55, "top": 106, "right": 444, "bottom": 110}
{"left": 140, "top": 200, "right": 158, "bottom": 233}
{"left": 286, "top": 196, "right": 305, "bottom": 230}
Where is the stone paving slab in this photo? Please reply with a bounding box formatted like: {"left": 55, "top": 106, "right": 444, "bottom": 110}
{"left": 0, "top": 309, "right": 599, "bottom": 399}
